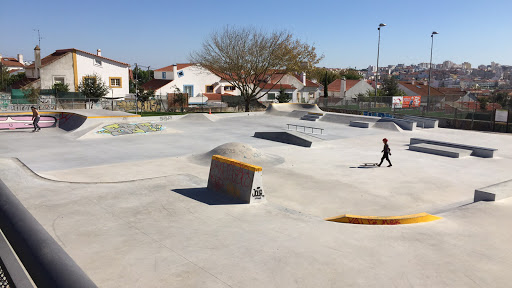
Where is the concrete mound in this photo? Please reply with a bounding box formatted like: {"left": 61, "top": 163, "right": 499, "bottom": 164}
{"left": 178, "top": 113, "right": 213, "bottom": 122}
{"left": 190, "top": 142, "right": 284, "bottom": 167}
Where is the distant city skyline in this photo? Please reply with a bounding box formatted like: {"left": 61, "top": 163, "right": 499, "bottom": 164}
{"left": 1, "top": 0, "right": 511, "bottom": 70}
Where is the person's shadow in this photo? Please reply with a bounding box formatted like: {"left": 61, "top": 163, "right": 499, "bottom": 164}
{"left": 172, "top": 187, "right": 246, "bottom": 205}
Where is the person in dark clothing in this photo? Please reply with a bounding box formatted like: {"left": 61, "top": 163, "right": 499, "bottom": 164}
{"left": 378, "top": 138, "right": 392, "bottom": 167}
{"left": 31, "top": 106, "right": 41, "bottom": 132}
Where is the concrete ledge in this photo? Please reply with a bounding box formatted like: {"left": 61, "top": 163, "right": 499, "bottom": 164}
{"left": 325, "top": 212, "right": 442, "bottom": 225}
{"left": 409, "top": 143, "right": 472, "bottom": 158}
{"left": 349, "top": 121, "right": 370, "bottom": 128}
{"left": 207, "top": 155, "right": 265, "bottom": 204}
{"left": 410, "top": 138, "right": 497, "bottom": 158}
{"left": 403, "top": 115, "right": 439, "bottom": 128}
{"left": 474, "top": 179, "right": 512, "bottom": 202}
{"left": 254, "top": 131, "right": 317, "bottom": 147}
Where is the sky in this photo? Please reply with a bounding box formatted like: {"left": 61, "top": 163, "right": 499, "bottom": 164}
{"left": 1, "top": 0, "right": 511, "bottom": 70}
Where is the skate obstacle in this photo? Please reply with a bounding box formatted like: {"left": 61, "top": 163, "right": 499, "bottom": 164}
{"left": 207, "top": 155, "right": 265, "bottom": 204}
{"left": 409, "top": 138, "right": 497, "bottom": 158}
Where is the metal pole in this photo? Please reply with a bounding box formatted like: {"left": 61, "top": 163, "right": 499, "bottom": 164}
{"left": 375, "top": 24, "right": 386, "bottom": 111}
{"left": 135, "top": 63, "right": 138, "bottom": 115}
{"left": 427, "top": 31, "right": 438, "bottom": 114}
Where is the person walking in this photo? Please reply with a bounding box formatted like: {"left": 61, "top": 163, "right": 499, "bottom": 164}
{"left": 31, "top": 106, "right": 41, "bottom": 132}
{"left": 377, "top": 138, "right": 392, "bottom": 167}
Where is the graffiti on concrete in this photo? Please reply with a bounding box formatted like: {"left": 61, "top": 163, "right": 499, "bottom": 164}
{"left": 252, "top": 187, "right": 264, "bottom": 199}
{"left": 96, "top": 122, "right": 163, "bottom": 136}
{"left": 0, "top": 115, "right": 57, "bottom": 130}
{"left": 115, "top": 100, "right": 164, "bottom": 112}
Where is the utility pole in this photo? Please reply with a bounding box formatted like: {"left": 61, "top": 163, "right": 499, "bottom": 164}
{"left": 135, "top": 63, "right": 138, "bottom": 115}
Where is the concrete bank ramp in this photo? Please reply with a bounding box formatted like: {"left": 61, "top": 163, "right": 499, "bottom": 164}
{"left": 265, "top": 103, "right": 324, "bottom": 116}
{"left": 373, "top": 121, "right": 403, "bottom": 132}
{"left": 320, "top": 113, "right": 380, "bottom": 125}
{"left": 190, "top": 142, "right": 284, "bottom": 167}
{"left": 254, "top": 131, "right": 321, "bottom": 147}
{"left": 178, "top": 113, "right": 213, "bottom": 122}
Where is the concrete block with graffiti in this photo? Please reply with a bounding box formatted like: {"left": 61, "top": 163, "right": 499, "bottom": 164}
{"left": 207, "top": 155, "right": 265, "bottom": 204}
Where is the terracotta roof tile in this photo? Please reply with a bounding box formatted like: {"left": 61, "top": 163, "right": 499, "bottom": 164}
{"left": 258, "top": 83, "right": 295, "bottom": 90}
{"left": 10, "top": 77, "right": 39, "bottom": 89}
{"left": 293, "top": 75, "right": 319, "bottom": 87}
{"left": 1, "top": 57, "right": 25, "bottom": 68}
{"left": 203, "top": 93, "right": 235, "bottom": 101}
{"left": 327, "top": 79, "right": 360, "bottom": 92}
{"left": 141, "top": 79, "right": 172, "bottom": 90}
{"left": 26, "top": 48, "right": 129, "bottom": 69}
{"left": 399, "top": 81, "right": 444, "bottom": 96}
{"left": 155, "top": 63, "right": 195, "bottom": 72}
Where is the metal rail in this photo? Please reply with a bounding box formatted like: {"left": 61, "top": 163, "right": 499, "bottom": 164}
{"left": 287, "top": 124, "right": 324, "bottom": 134}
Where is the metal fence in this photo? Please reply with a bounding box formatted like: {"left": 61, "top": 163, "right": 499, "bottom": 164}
{"left": 317, "top": 95, "right": 511, "bottom": 133}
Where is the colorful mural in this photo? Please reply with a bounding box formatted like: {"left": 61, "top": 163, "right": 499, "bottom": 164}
{"left": 0, "top": 115, "right": 57, "bottom": 130}
{"left": 96, "top": 122, "right": 163, "bottom": 136}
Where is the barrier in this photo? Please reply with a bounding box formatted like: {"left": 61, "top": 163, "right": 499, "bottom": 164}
{"left": 325, "top": 212, "right": 442, "bottom": 225}
{"left": 207, "top": 155, "right": 265, "bottom": 204}
{"left": 0, "top": 179, "right": 97, "bottom": 287}
{"left": 403, "top": 115, "right": 438, "bottom": 128}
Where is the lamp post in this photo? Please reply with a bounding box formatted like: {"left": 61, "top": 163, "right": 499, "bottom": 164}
{"left": 375, "top": 23, "right": 386, "bottom": 111}
{"left": 427, "top": 31, "right": 438, "bottom": 113}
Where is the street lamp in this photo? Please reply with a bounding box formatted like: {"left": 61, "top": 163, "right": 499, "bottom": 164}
{"left": 375, "top": 23, "right": 386, "bottom": 111}
{"left": 427, "top": 31, "right": 439, "bottom": 113}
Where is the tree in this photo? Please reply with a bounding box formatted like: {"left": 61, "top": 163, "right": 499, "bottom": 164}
{"left": 137, "top": 87, "right": 154, "bottom": 111}
{"left": 380, "top": 76, "right": 405, "bottom": 104}
{"left": 492, "top": 91, "right": 510, "bottom": 108}
{"left": 172, "top": 87, "right": 186, "bottom": 113}
{"left": 191, "top": 26, "right": 323, "bottom": 111}
{"left": 277, "top": 88, "right": 291, "bottom": 103}
{"left": 0, "top": 66, "right": 9, "bottom": 91}
{"left": 78, "top": 74, "right": 109, "bottom": 108}
{"left": 340, "top": 69, "right": 363, "bottom": 80}
{"left": 22, "top": 87, "right": 40, "bottom": 104}
{"left": 52, "top": 82, "right": 70, "bottom": 94}
{"left": 477, "top": 97, "right": 488, "bottom": 111}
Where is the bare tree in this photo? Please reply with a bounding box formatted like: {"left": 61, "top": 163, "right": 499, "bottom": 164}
{"left": 191, "top": 26, "right": 322, "bottom": 111}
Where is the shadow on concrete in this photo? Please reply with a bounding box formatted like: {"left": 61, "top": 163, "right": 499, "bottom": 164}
{"left": 172, "top": 188, "right": 246, "bottom": 205}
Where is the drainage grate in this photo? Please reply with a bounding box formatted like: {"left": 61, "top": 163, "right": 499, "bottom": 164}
{"left": 0, "top": 259, "right": 13, "bottom": 288}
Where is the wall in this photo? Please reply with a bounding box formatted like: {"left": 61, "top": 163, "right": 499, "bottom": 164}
{"left": 157, "top": 65, "right": 223, "bottom": 97}
{"left": 39, "top": 53, "right": 75, "bottom": 91}
{"left": 76, "top": 52, "right": 129, "bottom": 99}
{"left": 346, "top": 81, "right": 374, "bottom": 98}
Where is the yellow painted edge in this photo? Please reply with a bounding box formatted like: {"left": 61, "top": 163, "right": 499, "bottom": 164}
{"left": 72, "top": 50, "right": 78, "bottom": 91}
{"left": 212, "top": 155, "right": 262, "bottom": 172}
{"left": 0, "top": 112, "right": 140, "bottom": 119}
{"left": 325, "top": 212, "right": 442, "bottom": 225}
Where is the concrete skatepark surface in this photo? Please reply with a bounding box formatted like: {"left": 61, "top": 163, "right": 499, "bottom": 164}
{"left": 1, "top": 105, "right": 512, "bottom": 287}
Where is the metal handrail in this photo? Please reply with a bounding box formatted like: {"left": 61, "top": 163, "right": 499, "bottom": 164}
{"left": 287, "top": 124, "right": 324, "bottom": 134}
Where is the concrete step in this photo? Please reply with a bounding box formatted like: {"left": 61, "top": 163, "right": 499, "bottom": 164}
{"left": 409, "top": 143, "right": 472, "bottom": 158}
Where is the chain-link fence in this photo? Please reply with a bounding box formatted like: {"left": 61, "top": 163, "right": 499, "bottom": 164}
{"left": 317, "top": 95, "right": 511, "bottom": 133}
{"left": 0, "top": 259, "right": 13, "bottom": 288}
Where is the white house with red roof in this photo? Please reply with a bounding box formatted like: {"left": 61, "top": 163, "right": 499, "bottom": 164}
{"left": 257, "top": 73, "right": 321, "bottom": 103}
{"left": 326, "top": 78, "right": 374, "bottom": 103}
{"left": 0, "top": 54, "right": 25, "bottom": 72}
{"left": 144, "top": 63, "right": 241, "bottom": 104}
{"left": 23, "top": 46, "right": 130, "bottom": 98}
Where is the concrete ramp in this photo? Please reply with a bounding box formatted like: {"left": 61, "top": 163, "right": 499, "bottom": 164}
{"left": 373, "top": 121, "right": 403, "bottom": 132}
{"left": 178, "top": 113, "right": 213, "bottom": 122}
{"left": 320, "top": 113, "right": 380, "bottom": 125}
{"left": 265, "top": 103, "right": 324, "bottom": 116}
{"left": 254, "top": 131, "right": 320, "bottom": 147}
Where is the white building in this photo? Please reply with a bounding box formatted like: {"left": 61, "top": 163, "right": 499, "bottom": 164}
{"left": 24, "top": 46, "right": 130, "bottom": 98}
{"left": 326, "top": 78, "right": 375, "bottom": 101}
{"left": 256, "top": 73, "right": 321, "bottom": 103}
{"left": 144, "top": 63, "right": 240, "bottom": 104}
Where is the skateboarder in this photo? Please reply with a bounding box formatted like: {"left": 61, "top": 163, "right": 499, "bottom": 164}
{"left": 31, "top": 106, "right": 41, "bottom": 132}
{"left": 377, "top": 138, "right": 392, "bottom": 167}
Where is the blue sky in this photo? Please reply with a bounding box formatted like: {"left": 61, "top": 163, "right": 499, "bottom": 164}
{"left": 1, "top": 0, "right": 511, "bottom": 69}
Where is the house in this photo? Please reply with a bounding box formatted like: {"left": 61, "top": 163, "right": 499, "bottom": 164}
{"left": 398, "top": 80, "right": 444, "bottom": 105}
{"left": 143, "top": 63, "right": 240, "bottom": 104}
{"left": 0, "top": 54, "right": 25, "bottom": 72}
{"left": 256, "top": 73, "right": 321, "bottom": 103}
{"left": 326, "top": 78, "right": 375, "bottom": 101}
{"left": 23, "top": 46, "right": 130, "bottom": 98}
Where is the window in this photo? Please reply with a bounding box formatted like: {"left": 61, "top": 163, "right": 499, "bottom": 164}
{"left": 205, "top": 85, "right": 214, "bottom": 93}
{"left": 162, "top": 72, "right": 166, "bottom": 79}
{"left": 224, "top": 85, "right": 235, "bottom": 91}
{"left": 183, "top": 85, "right": 194, "bottom": 97}
{"left": 94, "top": 59, "right": 102, "bottom": 66}
{"left": 267, "top": 93, "right": 276, "bottom": 100}
{"left": 109, "top": 77, "right": 122, "bottom": 88}
{"left": 53, "top": 76, "right": 65, "bottom": 84}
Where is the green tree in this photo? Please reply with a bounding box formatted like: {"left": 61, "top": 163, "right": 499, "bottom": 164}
{"left": 172, "top": 87, "right": 186, "bottom": 113}
{"left": 477, "top": 97, "right": 488, "bottom": 111}
{"left": 78, "top": 74, "right": 109, "bottom": 108}
{"left": 340, "top": 69, "right": 363, "bottom": 80}
{"left": 0, "top": 66, "right": 9, "bottom": 91}
{"left": 191, "top": 26, "right": 323, "bottom": 111}
{"left": 380, "top": 76, "right": 405, "bottom": 104}
{"left": 492, "top": 91, "right": 510, "bottom": 108}
{"left": 52, "top": 82, "right": 70, "bottom": 93}
{"left": 22, "top": 87, "right": 40, "bottom": 104}
{"left": 277, "top": 88, "right": 291, "bottom": 103}
{"left": 137, "top": 87, "right": 154, "bottom": 111}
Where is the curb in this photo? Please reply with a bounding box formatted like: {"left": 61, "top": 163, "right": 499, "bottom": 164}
{"left": 325, "top": 212, "right": 442, "bottom": 225}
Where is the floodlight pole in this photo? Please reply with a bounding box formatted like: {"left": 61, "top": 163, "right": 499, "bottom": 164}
{"left": 427, "top": 31, "right": 438, "bottom": 113}
{"left": 375, "top": 23, "right": 386, "bottom": 111}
